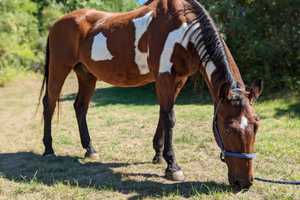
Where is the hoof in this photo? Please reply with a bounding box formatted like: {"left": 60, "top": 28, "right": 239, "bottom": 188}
{"left": 43, "top": 153, "right": 56, "bottom": 158}
{"left": 152, "top": 155, "right": 163, "bottom": 164}
{"left": 165, "top": 170, "right": 185, "bottom": 181}
{"left": 84, "top": 152, "right": 99, "bottom": 160}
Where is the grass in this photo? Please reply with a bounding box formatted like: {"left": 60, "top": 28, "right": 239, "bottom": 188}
{"left": 0, "top": 72, "right": 299, "bottom": 200}
{"left": 0, "top": 67, "right": 30, "bottom": 87}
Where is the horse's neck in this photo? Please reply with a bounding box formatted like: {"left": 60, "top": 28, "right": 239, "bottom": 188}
{"left": 151, "top": 0, "right": 245, "bottom": 102}
{"left": 202, "top": 43, "right": 245, "bottom": 104}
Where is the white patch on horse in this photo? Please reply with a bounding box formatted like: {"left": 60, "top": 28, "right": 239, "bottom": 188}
{"left": 91, "top": 33, "right": 113, "bottom": 61}
{"left": 240, "top": 115, "right": 248, "bottom": 130}
{"left": 159, "top": 23, "right": 188, "bottom": 73}
{"left": 181, "top": 22, "right": 200, "bottom": 47}
{"left": 198, "top": 45, "right": 207, "bottom": 59}
{"left": 205, "top": 61, "right": 216, "bottom": 82}
{"left": 133, "top": 11, "right": 153, "bottom": 75}
{"left": 181, "top": 22, "right": 208, "bottom": 57}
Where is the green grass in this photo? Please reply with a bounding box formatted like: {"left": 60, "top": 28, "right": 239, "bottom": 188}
{"left": 0, "top": 73, "right": 299, "bottom": 199}
{"left": 0, "top": 67, "right": 31, "bottom": 87}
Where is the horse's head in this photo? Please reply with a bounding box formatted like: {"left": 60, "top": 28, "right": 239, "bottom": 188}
{"left": 214, "top": 79, "right": 263, "bottom": 191}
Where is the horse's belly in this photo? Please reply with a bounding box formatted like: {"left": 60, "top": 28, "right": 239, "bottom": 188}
{"left": 99, "top": 73, "right": 155, "bottom": 87}
{"left": 86, "top": 61, "right": 155, "bottom": 87}
{"left": 101, "top": 76, "right": 155, "bottom": 87}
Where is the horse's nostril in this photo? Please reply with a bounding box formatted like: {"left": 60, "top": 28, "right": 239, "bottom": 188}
{"left": 229, "top": 176, "right": 253, "bottom": 191}
{"left": 239, "top": 180, "right": 252, "bottom": 191}
{"left": 234, "top": 180, "right": 241, "bottom": 187}
{"left": 232, "top": 180, "right": 242, "bottom": 192}
{"left": 237, "top": 182, "right": 243, "bottom": 188}
{"left": 232, "top": 179, "right": 253, "bottom": 192}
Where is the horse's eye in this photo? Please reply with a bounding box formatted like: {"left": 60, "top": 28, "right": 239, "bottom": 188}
{"left": 254, "top": 115, "right": 260, "bottom": 121}
{"left": 225, "top": 126, "right": 239, "bottom": 134}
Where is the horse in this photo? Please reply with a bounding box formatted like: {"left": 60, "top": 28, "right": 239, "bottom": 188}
{"left": 39, "top": 0, "right": 263, "bottom": 191}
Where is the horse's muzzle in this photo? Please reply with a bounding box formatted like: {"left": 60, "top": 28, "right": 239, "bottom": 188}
{"left": 229, "top": 175, "right": 253, "bottom": 192}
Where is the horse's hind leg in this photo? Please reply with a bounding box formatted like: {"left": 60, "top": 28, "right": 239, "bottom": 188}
{"left": 43, "top": 62, "right": 72, "bottom": 156}
{"left": 73, "top": 64, "right": 98, "bottom": 159}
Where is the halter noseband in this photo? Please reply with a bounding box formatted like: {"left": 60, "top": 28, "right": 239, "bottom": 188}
{"left": 213, "top": 89, "right": 256, "bottom": 162}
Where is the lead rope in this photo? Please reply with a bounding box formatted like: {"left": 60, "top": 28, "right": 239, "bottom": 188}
{"left": 254, "top": 177, "right": 300, "bottom": 185}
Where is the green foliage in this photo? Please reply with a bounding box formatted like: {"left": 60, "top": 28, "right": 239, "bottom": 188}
{"left": 0, "top": 0, "right": 298, "bottom": 90}
{"left": 201, "top": 0, "right": 300, "bottom": 90}
{"left": 0, "top": 0, "right": 137, "bottom": 86}
{"left": 54, "top": 0, "right": 138, "bottom": 12}
{"left": 0, "top": 67, "right": 18, "bottom": 87}
{"left": 0, "top": 66, "right": 30, "bottom": 87}
{"left": 0, "top": 0, "right": 40, "bottom": 71}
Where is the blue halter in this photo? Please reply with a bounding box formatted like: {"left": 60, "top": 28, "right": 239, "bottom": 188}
{"left": 213, "top": 94, "right": 256, "bottom": 162}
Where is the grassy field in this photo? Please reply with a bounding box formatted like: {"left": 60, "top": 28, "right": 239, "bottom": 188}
{"left": 0, "top": 73, "right": 299, "bottom": 200}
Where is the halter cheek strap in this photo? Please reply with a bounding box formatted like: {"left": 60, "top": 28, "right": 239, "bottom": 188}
{"left": 213, "top": 100, "right": 256, "bottom": 162}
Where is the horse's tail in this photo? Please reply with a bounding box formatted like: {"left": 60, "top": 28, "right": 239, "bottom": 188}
{"left": 36, "top": 37, "right": 50, "bottom": 115}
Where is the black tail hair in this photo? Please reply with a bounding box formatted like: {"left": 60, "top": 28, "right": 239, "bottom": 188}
{"left": 36, "top": 37, "right": 49, "bottom": 115}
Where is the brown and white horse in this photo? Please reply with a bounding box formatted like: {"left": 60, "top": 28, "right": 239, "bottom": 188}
{"left": 40, "top": 0, "right": 263, "bottom": 190}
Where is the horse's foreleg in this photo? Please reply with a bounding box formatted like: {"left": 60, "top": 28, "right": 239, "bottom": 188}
{"left": 74, "top": 64, "right": 98, "bottom": 159}
{"left": 155, "top": 74, "right": 186, "bottom": 181}
{"left": 152, "top": 76, "right": 187, "bottom": 165}
{"left": 161, "top": 107, "right": 185, "bottom": 181}
{"left": 152, "top": 118, "right": 164, "bottom": 164}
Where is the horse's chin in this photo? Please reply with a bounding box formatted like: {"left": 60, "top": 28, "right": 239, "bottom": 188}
{"left": 229, "top": 175, "right": 253, "bottom": 192}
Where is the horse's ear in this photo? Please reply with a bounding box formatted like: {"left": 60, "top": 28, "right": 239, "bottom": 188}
{"left": 247, "top": 79, "right": 263, "bottom": 102}
{"left": 218, "top": 83, "right": 231, "bottom": 100}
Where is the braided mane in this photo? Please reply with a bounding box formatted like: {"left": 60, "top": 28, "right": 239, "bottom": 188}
{"left": 183, "top": 0, "right": 237, "bottom": 88}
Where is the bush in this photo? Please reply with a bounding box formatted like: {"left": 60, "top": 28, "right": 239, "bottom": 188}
{"left": 0, "top": 0, "right": 137, "bottom": 86}
{"left": 202, "top": 0, "right": 300, "bottom": 90}
{"left": 0, "top": 0, "right": 40, "bottom": 70}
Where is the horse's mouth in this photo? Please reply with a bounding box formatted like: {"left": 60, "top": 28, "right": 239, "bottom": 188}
{"left": 232, "top": 182, "right": 251, "bottom": 193}
{"left": 229, "top": 176, "right": 253, "bottom": 192}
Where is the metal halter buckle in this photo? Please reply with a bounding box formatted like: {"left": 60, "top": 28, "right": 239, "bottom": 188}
{"left": 220, "top": 151, "right": 225, "bottom": 162}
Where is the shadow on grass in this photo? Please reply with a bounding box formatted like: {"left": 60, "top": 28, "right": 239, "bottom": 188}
{"left": 0, "top": 152, "right": 231, "bottom": 199}
{"left": 61, "top": 84, "right": 211, "bottom": 106}
{"left": 274, "top": 102, "right": 300, "bottom": 118}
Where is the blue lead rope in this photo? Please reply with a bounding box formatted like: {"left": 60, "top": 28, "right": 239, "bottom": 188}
{"left": 254, "top": 177, "right": 300, "bottom": 185}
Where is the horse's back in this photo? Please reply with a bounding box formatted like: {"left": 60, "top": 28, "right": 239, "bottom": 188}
{"left": 47, "top": 2, "right": 187, "bottom": 87}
